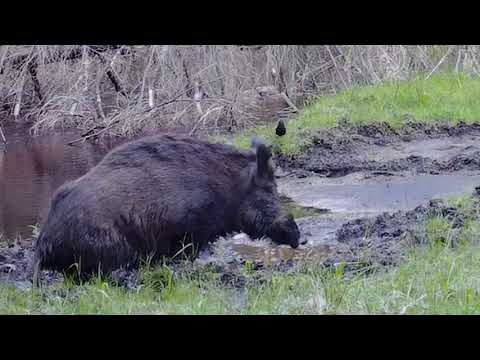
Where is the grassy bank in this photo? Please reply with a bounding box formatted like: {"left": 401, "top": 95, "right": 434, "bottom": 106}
{"left": 231, "top": 72, "right": 480, "bottom": 156}
{"left": 1, "top": 194, "right": 480, "bottom": 315}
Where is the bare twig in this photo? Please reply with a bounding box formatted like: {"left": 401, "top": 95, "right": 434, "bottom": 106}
{"left": 9, "top": 45, "right": 128, "bottom": 69}
{"left": 0, "top": 123, "right": 6, "bottom": 143}
{"left": 425, "top": 46, "right": 453, "bottom": 80}
{"left": 28, "top": 59, "right": 43, "bottom": 102}
{"left": 189, "top": 106, "right": 223, "bottom": 136}
{"left": 0, "top": 45, "right": 10, "bottom": 74}
{"left": 67, "top": 119, "right": 121, "bottom": 146}
{"left": 148, "top": 86, "right": 155, "bottom": 109}
{"left": 66, "top": 90, "right": 200, "bottom": 144}
{"left": 279, "top": 92, "right": 299, "bottom": 113}
{"left": 326, "top": 45, "right": 348, "bottom": 89}
{"left": 95, "top": 68, "right": 106, "bottom": 120}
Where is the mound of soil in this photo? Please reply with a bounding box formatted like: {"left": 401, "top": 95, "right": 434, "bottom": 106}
{"left": 323, "top": 197, "right": 476, "bottom": 273}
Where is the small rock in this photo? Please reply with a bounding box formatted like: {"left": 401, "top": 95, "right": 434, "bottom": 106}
{"left": 0, "top": 263, "right": 17, "bottom": 273}
{"left": 475, "top": 186, "right": 480, "bottom": 196}
{"left": 232, "top": 233, "right": 250, "bottom": 242}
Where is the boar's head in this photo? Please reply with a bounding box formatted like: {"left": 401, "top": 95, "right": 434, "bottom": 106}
{"left": 238, "top": 137, "right": 300, "bottom": 248}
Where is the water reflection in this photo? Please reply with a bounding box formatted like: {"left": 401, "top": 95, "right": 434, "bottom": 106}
{"left": 0, "top": 121, "right": 112, "bottom": 240}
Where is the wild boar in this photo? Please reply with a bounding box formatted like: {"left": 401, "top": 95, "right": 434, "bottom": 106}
{"left": 34, "top": 134, "right": 300, "bottom": 278}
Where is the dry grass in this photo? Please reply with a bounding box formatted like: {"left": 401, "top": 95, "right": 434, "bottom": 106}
{"left": 1, "top": 45, "right": 479, "bottom": 138}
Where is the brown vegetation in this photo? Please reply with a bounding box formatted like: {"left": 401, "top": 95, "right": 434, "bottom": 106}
{"left": 0, "top": 45, "right": 477, "bottom": 139}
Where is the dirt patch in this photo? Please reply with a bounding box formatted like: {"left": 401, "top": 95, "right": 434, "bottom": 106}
{"left": 0, "top": 240, "right": 61, "bottom": 289}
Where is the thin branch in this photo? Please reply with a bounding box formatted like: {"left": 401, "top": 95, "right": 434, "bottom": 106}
{"left": 189, "top": 106, "right": 223, "bottom": 136}
{"left": 326, "top": 45, "right": 348, "bottom": 89}
{"left": 9, "top": 45, "right": 129, "bottom": 69}
{"left": 0, "top": 45, "right": 9, "bottom": 74}
{"left": 425, "top": 46, "right": 453, "bottom": 80}
{"left": 28, "top": 60, "right": 43, "bottom": 102}
{"left": 279, "top": 92, "right": 299, "bottom": 113}
{"left": 67, "top": 119, "right": 121, "bottom": 146}
{"left": 0, "top": 123, "right": 6, "bottom": 143}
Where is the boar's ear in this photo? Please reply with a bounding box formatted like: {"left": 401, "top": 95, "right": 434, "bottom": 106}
{"left": 250, "top": 136, "right": 274, "bottom": 182}
{"left": 255, "top": 142, "right": 274, "bottom": 182}
{"left": 250, "top": 136, "right": 265, "bottom": 150}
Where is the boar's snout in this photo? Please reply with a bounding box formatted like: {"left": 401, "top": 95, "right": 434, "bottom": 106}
{"left": 268, "top": 213, "right": 301, "bottom": 249}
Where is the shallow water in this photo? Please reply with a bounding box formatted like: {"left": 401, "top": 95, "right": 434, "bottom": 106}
{"left": 0, "top": 121, "right": 112, "bottom": 240}
{"left": 278, "top": 173, "right": 480, "bottom": 215}
{"left": 206, "top": 173, "right": 480, "bottom": 266}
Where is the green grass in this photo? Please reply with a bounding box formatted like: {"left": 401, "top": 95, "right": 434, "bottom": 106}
{"left": 2, "top": 195, "right": 480, "bottom": 314}
{"left": 3, "top": 241, "right": 480, "bottom": 315}
{"left": 230, "top": 72, "right": 480, "bottom": 156}
{"left": 319, "top": 240, "right": 480, "bottom": 314}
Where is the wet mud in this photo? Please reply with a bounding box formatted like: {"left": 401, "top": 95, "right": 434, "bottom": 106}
{"left": 277, "top": 122, "right": 480, "bottom": 177}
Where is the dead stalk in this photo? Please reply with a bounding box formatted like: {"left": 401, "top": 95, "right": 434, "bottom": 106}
{"left": 326, "top": 45, "right": 348, "bottom": 89}
{"left": 189, "top": 106, "right": 223, "bottom": 136}
{"left": 95, "top": 73, "right": 106, "bottom": 120}
{"left": 0, "top": 123, "right": 6, "bottom": 143}
{"left": 0, "top": 45, "right": 9, "bottom": 72}
{"left": 148, "top": 86, "right": 155, "bottom": 109}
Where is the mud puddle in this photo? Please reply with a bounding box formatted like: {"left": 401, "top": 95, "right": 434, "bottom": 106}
{"left": 279, "top": 173, "right": 480, "bottom": 214}
{"left": 197, "top": 172, "right": 480, "bottom": 270}
{"left": 199, "top": 122, "right": 480, "bottom": 270}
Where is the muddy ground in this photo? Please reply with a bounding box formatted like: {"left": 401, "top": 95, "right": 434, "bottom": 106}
{"left": 277, "top": 121, "right": 480, "bottom": 177}
{"left": 2, "top": 121, "right": 480, "bottom": 290}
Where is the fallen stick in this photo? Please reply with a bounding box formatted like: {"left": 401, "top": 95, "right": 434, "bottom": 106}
{"left": 279, "top": 92, "right": 299, "bottom": 113}
{"left": 67, "top": 120, "right": 120, "bottom": 146}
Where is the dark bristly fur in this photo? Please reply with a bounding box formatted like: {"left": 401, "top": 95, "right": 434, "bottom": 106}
{"left": 34, "top": 134, "right": 300, "bottom": 278}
